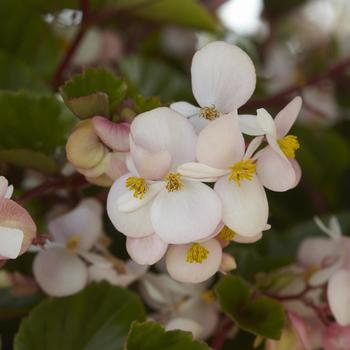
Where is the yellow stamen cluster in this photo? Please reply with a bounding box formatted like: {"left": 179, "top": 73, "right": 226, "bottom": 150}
{"left": 186, "top": 243, "right": 209, "bottom": 264}
{"left": 200, "top": 105, "right": 219, "bottom": 120}
{"left": 165, "top": 172, "right": 183, "bottom": 192}
{"left": 228, "top": 159, "right": 256, "bottom": 186}
{"left": 66, "top": 235, "right": 81, "bottom": 253}
{"left": 277, "top": 135, "right": 300, "bottom": 158}
{"left": 218, "top": 226, "right": 235, "bottom": 241}
{"left": 126, "top": 176, "right": 148, "bottom": 199}
{"left": 201, "top": 290, "right": 215, "bottom": 304}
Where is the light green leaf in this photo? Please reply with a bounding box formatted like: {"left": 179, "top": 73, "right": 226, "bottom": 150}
{"left": 60, "top": 68, "right": 127, "bottom": 118}
{"left": 14, "top": 282, "right": 146, "bottom": 350}
{"left": 120, "top": 55, "right": 192, "bottom": 102}
{"left": 125, "top": 322, "right": 210, "bottom": 350}
{"left": 215, "top": 275, "right": 285, "bottom": 340}
{"left": 133, "top": 94, "right": 162, "bottom": 113}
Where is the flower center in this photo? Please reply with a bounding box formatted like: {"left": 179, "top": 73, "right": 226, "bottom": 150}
{"left": 126, "top": 176, "right": 148, "bottom": 199}
{"left": 199, "top": 105, "right": 219, "bottom": 120}
{"left": 165, "top": 172, "right": 183, "bottom": 192}
{"left": 228, "top": 159, "right": 256, "bottom": 186}
{"left": 66, "top": 234, "right": 81, "bottom": 253}
{"left": 218, "top": 226, "right": 235, "bottom": 241}
{"left": 201, "top": 290, "right": 215, "bottom": 304}
{"left": 277, "top": 135, "right": 300, "bottom": 158}
{"left": 186, "top": 243, "right": 209, "bottom": 263}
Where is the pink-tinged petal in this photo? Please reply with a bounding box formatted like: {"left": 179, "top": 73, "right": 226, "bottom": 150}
{"left": 289, "top": 312, "right": 312, "bottom": 350}
{"left": 239, "top": 115, "right": 265, "bottom": 136}
{"left": 214, "top": 176, "right": 268, "bottom": 237}
{"left": 0, "top": 199, "right": 36, "bottom": 257}
{"left": 117, "top": 182, "right": 164, "bottom": 213}
{"left": 105, "top": 152, "right": 128, "bottom": 180}
{"left": 256, "top": 146, "right": 297, "bottom": 192}
{"left": 166, "top": 239, "right": 222, "bottom": 283}
{"left": 88, "top": 264, "right": 121, "bottom": 285}
{"left": 197, "top": 113, "right": 245, "bottom": 169}
{"left": 323, "top": 323, "right": 350, "bottom": 350}
{"left": 76, "top": 156, "right": 107, "bottom": 178}
{"left": 33, "top": 247, "right": 88, "bottom": 297}
{"left": 290, "top": 158, "right": 302, "bottom": 188}
{"left": 126, "top": 234, "right": 168, "bottom": 265}
{"left": 327, "top": 269, "right": 350, "bottom": 326}
{"left": 165, "top": 318, "right": 203, "bottom": 339}
{"left": 107, "top": 174, "right": 154, "bottom": 237}
{"left": 297, "top": 237, "right": 336, "bottom": 268}
{"left": 0, "top": 176, "right": 9, "bottom": 198}
{"left": 48, "top": 198, "right": 103, "bottom": 251}
{"left": 131, "top": 107, "right": 197, "bottom": 169}
{"left": 0, "top": 227, "right": 23, "bottom": 259}
{"left": 130, "top": 136, "right": 171, "bottom": 180}
{"left": 256, "top": 108, "right": 277, "bottom": 137}
{"left": 151, "top": 181, "right": 222, "bottom": 244}
{"left": 170, "top": 101, "right": 199, "bottom": 117}
{"left": 233, "top": 232, "right": 262, "bottom": 243}
{"left": 92, "top": 116, "right": 130, "bottom": 152}
{"left": 275, "top": 96, "right": 302, "bottom": 138}
{"left": 191, "top": 41, "right": 256, "bottom": 112}
{"left": 244, "top": 136, "right": 264, "bottom": 160}
{"left": 4, "top": 185, "right": 13, "bottom": 199}
{"left": 177, "top": 162, "right": 228, "bottom": 182}
{"left": 220, "top": 253, "right": 237, "bottom": 272}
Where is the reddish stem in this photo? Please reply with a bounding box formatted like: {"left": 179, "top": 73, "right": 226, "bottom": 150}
{"left": 211, "top": 317, "right": 234, "bottom": 350}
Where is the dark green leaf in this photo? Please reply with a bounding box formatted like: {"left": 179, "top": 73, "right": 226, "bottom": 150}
{"left": 125, "top": 322, "right": 210, "bottom": 350}
{"left": 215, "top": 275, "right": 285, "bottom": 340}
{"left": 14, "top": 282, "right": 146, "bottom": 350}
{"left": 60, "top": 68, "right": 127, "bottom": 118}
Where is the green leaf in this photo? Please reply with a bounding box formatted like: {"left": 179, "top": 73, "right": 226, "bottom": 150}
{"left": 125, "top": 322, "right": 210, "bottom": 350}
{"left": 0, "top": 91, "right": 75, "bottom": 156}
{"left": 133, "top": 94, "right": 162, "bottom": 113}
{"left": 0, "top": 0, "right": 60, "bottom": 78}
{"left": 14, "top": 282, "right": 146, "bottom": 350}
{"left": 215, "top": 275, "right": 285, "bottom": 340}
{"left": 60, "top": 68, "right": 127, "bottom": 119}
{"left": 120, "top": 55, "right": 192, "bottom": 102}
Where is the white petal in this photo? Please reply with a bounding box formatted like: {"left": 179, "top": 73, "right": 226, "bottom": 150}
{"left": 275, "top": 96, "right": 302, "bottom": 138}
{"left": 233, "top": 232, "right": 262, "bottom": 243}
{"left": 126, "top": 234, "right": 168, "bottom": 265}
{"left": 5, "top": 185, "right": 13, "bottom": 199}
{"left": 33, "top": 247, "right": 87, "bottom": 297}
{"left": 188, "top": 114, "right": 211, "bottom": 134}
{"left": 256, "top": 108, "right": 277, "bottom": 137}
{"left": 0, "top": 226, "right": 24, "bottom": 259}
{"left": 170, "top": 101, "right": 199, "bottom": 117}
{"left": 256, "top": 146, "right": 297, "bottom": 192}
{"left": 177, "top": 162, "right": 228, "bottom": 182}
{"left": 166, "top": 239, "right": 222, "bottom": 283}
{"left": 0, "top": 176, "right": 9, "bottom": 198}
{"left": 78, "top": 251, "right": 112, "bottom": 267}
{"left": 107, "top": 174, "right": 154, "bottom": 238}
{"left": 329, "top": 216, "right": 342, "bottom": 240}
{"left": 214, "top": 176, "right": 268, "bottom": 237}
{"left": 327, "top": 269, "right": 350, "bottom": 326}
{"left": 131, "top": 107, "right": 197, "bottom": 170}
{"left": 88, "top": 264, "right": 121, "bottom": 285}
{"left": 191, "top": 41, "right": 256, "bottom": 112}
{"left": 197, "top": 113, "right": 245, "bottom": 169}
{"left": 239, "top": 115, "right": 265, "bottom": 136}
{"left": 117, "top": 181, "right": 164, "bottom": 213}
{"left": 48, "top": 198, "right": 103, "bottom": 251}
{"left": 244, "top": 136, "right": 264, "bottom": 160}
{"left": 151, "top": 181, "right": 222, "bottom": 244}
{"left": 165, "top": 318, "right": 203, "bottom": 339}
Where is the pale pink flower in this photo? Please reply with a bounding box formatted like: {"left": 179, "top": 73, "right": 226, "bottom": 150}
{"left": 323, "top": 323, "right": 350, "bottom": 350}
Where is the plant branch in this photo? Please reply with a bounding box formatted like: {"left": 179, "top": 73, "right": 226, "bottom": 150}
{"left": 211, "top": 317, "right": 234, "bottom": 350}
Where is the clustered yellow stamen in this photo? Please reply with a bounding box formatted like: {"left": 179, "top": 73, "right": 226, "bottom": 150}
{"left": 200, "top": 105, "right": 219, "bottom": 121}
{"left": 186, "top": 243, "right": 209, "bottom": 264}
{"left": 201, "top": 290, "right": 216, "bottom": 304}
{"left": 66, "top": 235, "right": 81, "bottom": 253}
{"left": 218, "top": 226, "right": 235, "bottom": 241}
{"left": 228, "top": 159, "right": 256, "bottom": 186}
{"left": 165, "top": 172, "right": 183, "bottom": 192}
{"left": 277, "top": 135, "right": 300, "bottom": 158}
{"left": 126, "top": 176, "right": 148, "bottom": 199}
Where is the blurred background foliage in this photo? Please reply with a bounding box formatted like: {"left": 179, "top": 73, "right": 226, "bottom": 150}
{"left": 1, "top": 0, "right": 350, "bottom": 348}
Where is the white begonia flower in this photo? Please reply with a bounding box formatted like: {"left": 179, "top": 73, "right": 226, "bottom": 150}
{"left": 0, "top": 176, "right": 36, "bottom": 260}
{"left": 178, "top": 113, "right": 269, "bottom": 238}
{"left": 170, "top": 41, "right": 256, "bottom": 133}
{"left": 240, "top": 97, "right": 303, "bottom": 192}
{"left": 297, "top": 216, "right": 350, "bottom": 287}
{"left": 107, "top": 107, "right": 222, "bottom": 246}
{"left": 33, "top": 198, "right": 109, "bottom": 297}
{"left": 140, "top": 272, "right": 219, "bottom": 340}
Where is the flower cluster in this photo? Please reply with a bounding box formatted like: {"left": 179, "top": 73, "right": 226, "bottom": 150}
{"left": 107, "top": 41, "right": 302, "bottom": 284}
{"left": 0, "top": 176, "right": 36, "bottom": 263}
